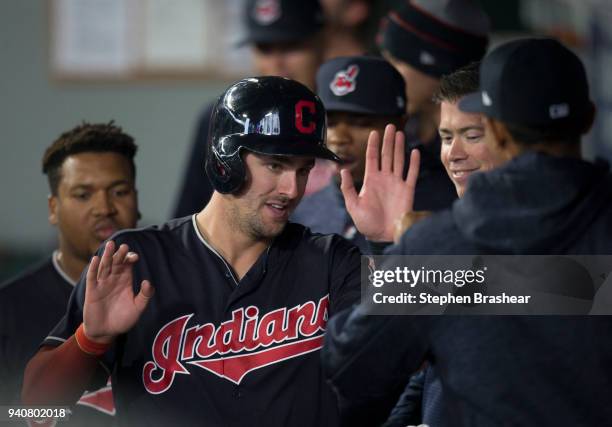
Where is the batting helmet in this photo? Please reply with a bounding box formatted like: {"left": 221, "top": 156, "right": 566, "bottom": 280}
{"left": 205, "top": 76, "right": 340, "bottom": 194}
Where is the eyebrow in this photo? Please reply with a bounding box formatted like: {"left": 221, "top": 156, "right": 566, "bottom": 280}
{"left": 439, "top": 125, "right": 484, "bottom": 134}
{"left": 69, "top": 180, "right": 131, "bottom": 190}
{"left": 262, "top": 155, "right": 315, "bottom": 167}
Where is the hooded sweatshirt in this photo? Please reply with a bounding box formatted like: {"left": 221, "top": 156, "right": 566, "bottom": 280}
{"left": 323, "top": 152, "right": 612, "bottom": 427}
{"left": 397, "top": 152, "right": 612, "bottom": 255}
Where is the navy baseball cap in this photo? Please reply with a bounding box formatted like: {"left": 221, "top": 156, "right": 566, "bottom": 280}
{"left": 379, "top": 0, "right": 489, "bottom": 78}
{"left": 239, "top": 0, "right": 324, "bottom": 46}
{"left": 459, "top": 38, "right": 592, "bottom": 132}
{"left": 317, "top": 56, "right": 407, "bottom": 116}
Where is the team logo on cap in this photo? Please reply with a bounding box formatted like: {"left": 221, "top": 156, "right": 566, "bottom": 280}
{"left": 482, "top": 91, "right": 492, "bottom": 107}
{"left": 253, "top": 0, "right": 281, "bottom": 25}
{"left": 549, "top": 103, "right": 570, "bottom": 119}
{"left": 419, "top": 51, "right": 436, "bottom": 65}
{"left": 396, "top": 96, "right": 405, "bottom": 110}
{"left": 330, "top": 65, "right": 359, "bottom": 96}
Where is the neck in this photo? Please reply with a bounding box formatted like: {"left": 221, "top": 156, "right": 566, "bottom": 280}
{"left": 196, "top": 193, "right": 269, "bottom": 279}
{"left": 55, "top": 245, "right": 87, "bottom": 283}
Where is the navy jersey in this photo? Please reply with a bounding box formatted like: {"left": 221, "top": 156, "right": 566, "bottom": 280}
{"left": 43, "top": 216, "right": 361, "bottom": 427}
{"left": 292, "top": 183, "right": 369, "bottom": 253}
{"left": 0, "top": 255, "right": 115, "bottom": 425}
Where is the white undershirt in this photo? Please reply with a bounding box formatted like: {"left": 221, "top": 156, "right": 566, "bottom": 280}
{"left": 51, "top": 250, "right": 77, "bottom": 287}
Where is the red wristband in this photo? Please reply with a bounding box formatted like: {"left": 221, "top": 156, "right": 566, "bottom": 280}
{"left": 75, "top": 323, "right": 111, "bottom": 356}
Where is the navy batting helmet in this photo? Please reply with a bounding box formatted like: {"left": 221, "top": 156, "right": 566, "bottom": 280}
{"left": 205, "top": 76, "right": 340, "bottom": 194}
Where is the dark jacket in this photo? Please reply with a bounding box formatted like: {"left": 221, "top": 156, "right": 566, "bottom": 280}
{"left": 323, "top": 152, "right": 612, "bottom": 427}
{"left": 410, "top": 136, "right": 457, "bottom": 212}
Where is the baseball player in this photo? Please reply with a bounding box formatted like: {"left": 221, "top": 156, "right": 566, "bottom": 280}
{"left": 384, "top": 62, "right": 506, "bottom": 427}
{"left": 292, "top": 55, "right": 407, "bottom": 253}
{"left": 22, "top": 77, "right": 360, "bottom": 427}
{"left": 0, "top": 122, "right": 140, "bottom": 424}
{"left": 378, "top": 0, "right": 491, "bottom": 211}
{"left": 324, "top": 38, "right": 612, "bottom": 426}
{"left": 173, "top": 0, "right": 327, "bottom": 218}
{"left": 435, "top": 61, "right": 505, "bottom": 198}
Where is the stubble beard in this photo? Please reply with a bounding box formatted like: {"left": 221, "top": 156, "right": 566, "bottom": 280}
{"left": 227, "top": 200, "right": 287, "bottom": 241}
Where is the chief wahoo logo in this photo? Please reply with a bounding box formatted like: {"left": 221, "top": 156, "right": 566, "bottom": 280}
{"left": 330, "top": 65, "right": 360, "bottom": 96}
{"left": 253, "top": 0, "right": 281, "bottom": 25}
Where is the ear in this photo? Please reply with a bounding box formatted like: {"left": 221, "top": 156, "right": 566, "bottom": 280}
{"left": 48, "top": 194, "right": 58, "bottom": 226}
{"left": 485, "top": 117, "right": 507, "bottom": 149}
{"left": 131, "top": 188, "right": 142, "bottom": 221}
{"left": 485, "top": 117, "right": 521, "bottom": 161}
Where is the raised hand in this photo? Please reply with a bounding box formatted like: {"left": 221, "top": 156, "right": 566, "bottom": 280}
{"left": 83, "top": 240, "right": 154, "bottom": 343}
{"left": 341, "top": 124, "right": 421, "bottom": 242}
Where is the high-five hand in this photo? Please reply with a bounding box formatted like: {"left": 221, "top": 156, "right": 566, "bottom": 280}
{"left": 341, "top": 124, "right": 420, "bottom": 242}
{"left": 83, "top": 240, "right": 154, "bottom": 343}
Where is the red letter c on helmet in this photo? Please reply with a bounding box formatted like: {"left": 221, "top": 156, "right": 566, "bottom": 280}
{"left": 295, "top": 100, "right": 316, "bottom": 134}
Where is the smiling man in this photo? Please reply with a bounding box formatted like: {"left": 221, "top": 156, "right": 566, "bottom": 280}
{"left": 383, "top": 62, "right": 505, "bottom": 427}
{"left": 436, "top": 62, "right": 504, "bottom": 198}
{"left": 292, "top": 56, "right": 407, "bottom": 252}
{"left": 378, "top": 0, "right": 490, "bottom": 212}
{"left": 173, "top": 0, "right": 327, "bottom": 219}
{"left": 0, "top": 122, "right": 139, "bottom": 424}
{"left": 324, "top": 38, "right": 612, "bottom": 427}
{"left": 22, "top": 77, "right": 360, "bottom": 427}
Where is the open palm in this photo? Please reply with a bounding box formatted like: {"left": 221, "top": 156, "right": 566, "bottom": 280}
{"left": 341, "top": 124, "right": 420, "bottom": 242}
{"left": 83, "top": 240, "right": 154, "bottom": 343}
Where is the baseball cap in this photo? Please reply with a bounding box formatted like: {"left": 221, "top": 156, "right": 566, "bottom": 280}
{"left": 317, "top": 56, "right": 407, "bottom": 116}
{"left": 378, "top": 0, "right": 489, "bottom": 78}
{"left": 459, "top": 38, "right": 592, "bottom": 132}
{"left": 239, "top": 0, "right": 324, "bottom": 46}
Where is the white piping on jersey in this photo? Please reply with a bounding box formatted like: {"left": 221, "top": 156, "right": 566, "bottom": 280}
{"left": 44, "top": 336, "right": 67, "bottom": 344}
{"left": 52, "top": 250, "right": 77, "bottom": 287}
{"left": 191, "top": 214, "right": 240, "bottom": 286}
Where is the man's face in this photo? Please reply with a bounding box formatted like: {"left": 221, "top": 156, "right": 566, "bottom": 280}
{"left": 228, "top": 152, "right": 315, "bottom": 240}
{"left": 251, "top": 38, "right": 323, "bottom": 90}
{"left": 384, "top": 51, "right": 440, "bottom": 115}
{"left": 327, "top": 111, "right": 396, "bottom": 185}
{"left": 439, "top": 100, "right": 504, "bottom": 197}
{"left": 320, "top": 0, "right": 369, "bottom": 27}
{"left": 49, "top": 152, "right": 139, "bottom": 262}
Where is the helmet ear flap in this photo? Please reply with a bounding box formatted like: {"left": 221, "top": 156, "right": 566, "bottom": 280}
{"left": 205, "top": 145, "right": 246, "bottom": 194}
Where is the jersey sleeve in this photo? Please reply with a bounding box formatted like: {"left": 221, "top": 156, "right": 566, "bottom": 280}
{"left": 328, "top": 237, "right": 362, "bottom": 314}
{"left": 322, "top": 305, "right": 428, "bottom": 416}
{"left": 0, "top": 296, "right": 17, "bottom": 404}
{"left": 40, "top": 252, "right": 115, "bottom": 378}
